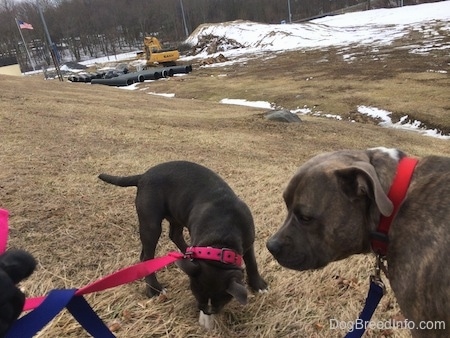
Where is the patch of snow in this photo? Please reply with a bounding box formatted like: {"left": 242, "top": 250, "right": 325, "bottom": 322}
{"left": 357, "top": 105, "right": 449, "bottom": 139}
{"left": 148, "top": 92, "right": 175, "bottom": 98}
{"left": 220, "top": 98, "right": 273, "bottom": 109}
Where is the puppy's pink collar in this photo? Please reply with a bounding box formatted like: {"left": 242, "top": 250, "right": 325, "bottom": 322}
{"left": 371, "top": 157, "right": 419, "bottom": 256}
{"left": 184, "top": 246, "right": 243, "bottom": 267}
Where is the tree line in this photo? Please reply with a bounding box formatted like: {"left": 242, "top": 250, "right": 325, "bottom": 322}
{"left": 0, "top": 0, "right": 440, "bottom": 71}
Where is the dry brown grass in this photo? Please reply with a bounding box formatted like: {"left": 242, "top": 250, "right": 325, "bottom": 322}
{"left": 0, "top": 41, "right": 449, "bottom": 338}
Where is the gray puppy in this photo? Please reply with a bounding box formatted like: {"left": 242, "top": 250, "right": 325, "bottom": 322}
{"left": 267, "top": 147, "right": 449, "bottom": 338}
{"left": 99, "top": 161, "right": 267, "bottom": 329}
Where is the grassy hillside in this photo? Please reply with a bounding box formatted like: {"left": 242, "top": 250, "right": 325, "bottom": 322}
{"left": 0, "top": 37, "right": 448, "bottom": 338}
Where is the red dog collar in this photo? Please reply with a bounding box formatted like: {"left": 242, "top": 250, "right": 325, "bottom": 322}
{"left": 371, "top": 157, "right": 419, "bottom": 256}
{"left": 184, "top": 246, "right": 243, "bottom": 267}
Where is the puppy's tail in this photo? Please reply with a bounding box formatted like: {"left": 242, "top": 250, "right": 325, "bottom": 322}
{"left": 98, "top": 173, "right": 142, "bottom": 187}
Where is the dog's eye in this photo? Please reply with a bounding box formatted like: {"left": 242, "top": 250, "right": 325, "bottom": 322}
{"left": 293, "top": 209, "right": 313, "bottom": 225}
{"left": 298, "top": 215, "right": 313, "bottom": 223}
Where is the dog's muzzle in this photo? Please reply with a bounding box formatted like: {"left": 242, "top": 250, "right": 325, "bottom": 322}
{"left": 266, "top": 238, "right": 282, "bottom": 256}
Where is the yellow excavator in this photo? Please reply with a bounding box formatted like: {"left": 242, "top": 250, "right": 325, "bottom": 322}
{"left": 137, "top": 36, "right": 180, "bottom": 67}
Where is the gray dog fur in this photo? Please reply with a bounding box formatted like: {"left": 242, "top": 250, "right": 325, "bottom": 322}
{"left": 267, "top": 147, "right": 449, "bottom": 338}
{"left": 99, "top": 161, "right": 267, "bottom": 328}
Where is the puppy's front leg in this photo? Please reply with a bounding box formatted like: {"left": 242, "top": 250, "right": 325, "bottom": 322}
{"left": 136, "top": 201, "right": 164, "bottom": 297}
{"left": 199, "top": 311, "right": 216, "bottom": 330}
{"left": 243, "top": 246, "right": 268, "bottom": 292}
{"left": 168, "top": 221, "right": 189, "bottom": 252}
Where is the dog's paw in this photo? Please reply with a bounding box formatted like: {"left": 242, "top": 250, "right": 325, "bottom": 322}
{"left": 258, "top": 288, "right": 269, "bottom": 294}
{"left": 199, "top": 311, "right": 216, "bottom": 330}
{"left": 146, "top": 288, "right": 167, "bottom": 298}
{"left": 248, "top": 276, "right": 268, "bottom": 293}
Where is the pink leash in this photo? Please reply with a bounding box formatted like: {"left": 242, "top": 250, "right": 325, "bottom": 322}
{"left": 1, "top": 207, "right": 186, "bottom": 337}
{"left": 0, "top": 208, "right": 9, "bottom": 253}
{"left": 24, "top": 251, "right": 184, "bottom": 311}
{"left": 0, "top": 207, "right": 184, "bottom": 311}
{"left": 1, "top": 207, "right": 240, "bottom": 336}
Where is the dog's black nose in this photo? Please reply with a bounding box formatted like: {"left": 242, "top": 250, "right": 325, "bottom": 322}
{"left": 266, "top": 238, "right": 282, "bottom": 255}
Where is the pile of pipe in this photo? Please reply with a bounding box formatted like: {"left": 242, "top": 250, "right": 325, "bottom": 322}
{"left": 67, "top": 65, "right": 193, "bottom": 87}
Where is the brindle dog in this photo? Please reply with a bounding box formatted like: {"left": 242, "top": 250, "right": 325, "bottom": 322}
{"left": 267, "top": 147, "right": 449, "bottom": 338}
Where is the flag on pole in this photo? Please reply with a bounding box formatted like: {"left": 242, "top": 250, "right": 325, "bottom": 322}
{"left": 14, "top": 18, "right": 36, "bottom": 71}
{"left": 18, "top": 19, "right": 34, "bottom": 30}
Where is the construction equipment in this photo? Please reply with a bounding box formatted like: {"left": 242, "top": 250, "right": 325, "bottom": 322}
{"left": 137, "top": 37, "right": 180, "bottom": 67}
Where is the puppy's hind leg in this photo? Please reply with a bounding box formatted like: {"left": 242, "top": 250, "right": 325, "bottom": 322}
{"left": 243, "top": 246, "right": 268, "bottom": 292}
{"left": 136, "top": 191, "right": 165, "bottom": 298}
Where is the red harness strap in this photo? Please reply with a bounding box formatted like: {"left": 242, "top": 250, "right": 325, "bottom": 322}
{"left": 185, "top": 246, "right": 243, "bottom": 267}
{"left": 370, "top": 157, "right": 419, "bottom": 256}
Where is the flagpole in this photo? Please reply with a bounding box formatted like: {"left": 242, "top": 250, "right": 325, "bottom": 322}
{"left": 15, "top": 18, "right": 36, "bottom": 71}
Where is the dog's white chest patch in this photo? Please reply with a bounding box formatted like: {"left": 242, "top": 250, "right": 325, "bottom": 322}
{"left": 369, "top": 147, "right": 400, "bottom": 161}
{"left": 199, "top": 310, "right": 216, "bottom": 330}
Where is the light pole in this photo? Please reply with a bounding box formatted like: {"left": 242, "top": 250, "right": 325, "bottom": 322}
{"left": 180, "top": 0, "right": 189, "bottom": 38}
{"left": 37, "top": 0, "right": 63, "bottom": 81}
{"left": 288, "top": 0, "right": 292, "bottom": 23}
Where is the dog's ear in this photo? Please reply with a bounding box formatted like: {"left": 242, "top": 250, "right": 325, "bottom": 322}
{"left": 335, "top": 162, "right": 393, "bottom": 217}
{"left": 226, "top": 279, "right": 247, "bottom": 305}
{"left": 175, "top": 259, "right": 201, "bottom": 277}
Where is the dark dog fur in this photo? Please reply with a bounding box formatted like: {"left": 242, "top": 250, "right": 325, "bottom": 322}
{"left": 267, "top": 147, "right": 449, "bottom": 337}
{"left": 0, "top": 249, "right": 36, "bottom": 336}
{"left": 99, "top": 161, "right": 267, "bottom": 328}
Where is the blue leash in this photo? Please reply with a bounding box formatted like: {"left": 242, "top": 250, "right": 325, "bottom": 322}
{"left": 67, "top": 295, "right": 115, "bottom": 337}
{"left": 345, "top": 279, "right": 385, "bottom": 338}
{"left": 345, "top": 255, "right": 386, "bottom": 338}
{"left": 6, "top": 289, "right": 76, "bottom": 338}
{"left": 6, "top": 289, "right": 114, "bottom": 338}
{"left": 5, "top": 252, "right": 184, "bottom": 337}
